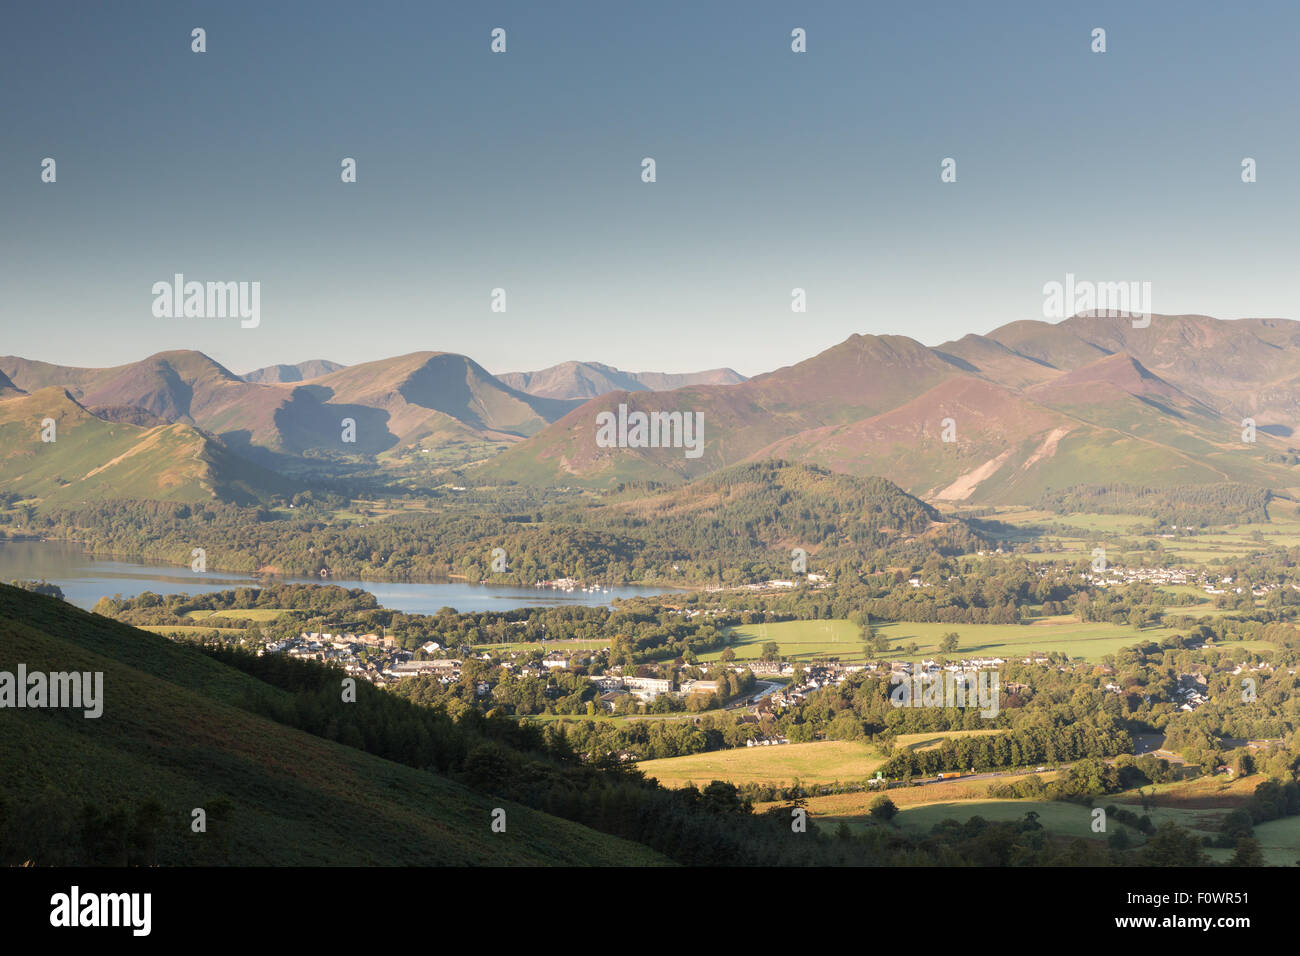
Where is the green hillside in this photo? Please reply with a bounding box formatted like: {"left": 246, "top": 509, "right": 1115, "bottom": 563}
{"left": 0, "top": 387, "right": 287, "bottom": 507}
{"left": 581, "top": 460, "right": 983, "bottom": 562}
{"left": 0, "top": 584, "right": 669, "bottom": 865}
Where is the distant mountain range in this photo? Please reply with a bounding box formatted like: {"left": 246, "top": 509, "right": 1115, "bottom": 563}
{"left": 0, "top": 350, "right": 579, "bottom": 463}
{"left": 497, "top": 361, "right": 746, "bottom": 400}
{"left": 240, "top": 359, "right": 345, "bottom": 384}
{"left": 239, "top": 358, "right": 746, "bottom": 397}
{"left": 3, "top": 313, "right": 1299, "bottom": 507}
{"left": 481, "top": 314, "right": 1300, "bottom": 502}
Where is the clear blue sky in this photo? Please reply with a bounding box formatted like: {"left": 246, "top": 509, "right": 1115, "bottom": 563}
{"left": 2, "top": 0, "right": 1297, "bottom": 377}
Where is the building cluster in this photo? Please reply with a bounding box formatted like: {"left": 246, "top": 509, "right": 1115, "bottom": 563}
{"left": 763, "top": 653, "right": 1061, "bottom": 712}
{"left": 1084, "top": 565, "right": 1298, "bottom": 598}
{"left": 1174, "top": 673, "right": 1210, "bottom": 711}
{"left": 703, "top": 573, "right": 831, "bottom": 595}
{"left": 1084, "top": 566, "right": 1195, "bottom": 588}
{"left": 534, "top": 578, "right": 610, "bottom": 594}
{"left": 262, "top": 631, "right": 415, "bottom": 683}
{"left": 590, "top": 673, "right": 674, "bottom": 706}
{"left": 1170, "top": 660, "right": 1296, "bottom": 712}
{"left": 590, "top": 665, "right": 769, "bottom": 711}
{"left": 260, "top": 632, "right": 769, "bottom": 711}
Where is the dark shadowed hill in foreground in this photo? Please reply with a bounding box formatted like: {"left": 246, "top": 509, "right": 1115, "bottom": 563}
{"left": 0, "top": 585, "right": 669, "bottom": 866}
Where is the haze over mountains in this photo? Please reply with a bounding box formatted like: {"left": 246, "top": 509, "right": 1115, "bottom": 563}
{"left": 239, "top": 359, "right": 746, "bottom": 398}
{"left": 497, "top": 361, "right": 746, "bottom": 400}
{"left": 4, "top": 313, "right": 1299, "bottom": 507}
{"left": 240, "top": 359, "right": 345, "bottom": 384}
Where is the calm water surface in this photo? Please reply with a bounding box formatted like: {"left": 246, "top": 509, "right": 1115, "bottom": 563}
{"left": 0, "top": 540, "right": 676, "bottom": 613}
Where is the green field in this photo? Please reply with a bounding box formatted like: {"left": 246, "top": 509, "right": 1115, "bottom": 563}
{"left": 519, "top": 712, "right": 637, "bottom": 726}
{"left": 709, "top": 618, "right": 1154, "bottom": 664}
{"left": 185, "top": 608, "right": 290, "bottom": 622}
{"left": 141, "top": 624, "right": 245, "bottom": 636}
{"left": 892, "top": 797, "right": 1212, "bottom": 846}
{"left": 977, "top": 507, "right": 1300, "bottom": 564}
{"left": 1205, "top": 815, "right": 1300, "bottom": 866}
{"left": 472, "top": 640, "right": 609, "bottom": 654}
{"left": 637, "top": 740, "right": 886, "bottom": 789}
{"left": 893, "top": 800, "right": 1107, "bottom": 841}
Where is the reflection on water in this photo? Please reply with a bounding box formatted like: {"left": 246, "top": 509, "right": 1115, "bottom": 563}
{"left": 0, "top": 540, "right": 675, "bottom": 614}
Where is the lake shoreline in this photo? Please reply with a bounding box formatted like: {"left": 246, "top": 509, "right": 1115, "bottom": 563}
{"left": 0, "top": 533, "right": 698, "bottom": 592}
{"left": 0, "top": 539, "right": 683, "bottom": 615}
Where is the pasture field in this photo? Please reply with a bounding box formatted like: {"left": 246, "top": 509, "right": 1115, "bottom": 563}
{"left": 754, "top": 770, "right": 1064, "bottom": 817}
{"left": 895, "top": 798, "right": 1212, "bottom": 845}
{"left": 1205, "top": 814, "right": 1300, "bottom": 866}
{"left": 1156, "top": 585, "right": 1243, "bottom": 619}
{"left": 1157, "top": 584, "right": 1213, "bottom": 604}
{"left": 1161, "top": 604, "right": 1238, "bottom": 618}
{"left": 969, "top": 506, "right": 1300, "bottom": 564}
{"left": 637, "top": 740, "right": 886, "bottom": 789}
{"left": 519, "top": 712, "right": 636, "bottom": 726}
{"left": 472, "top": 640, "right": 609, "bottom": 654}
{"left": 1047, "top": 513, "right": 1148, "bottom": 534}
{"left": 638, "top": 730, "right": 1019, "bottom": 790}
{"left": 185, "top": 608, "right": 290, "bottom": 622}
{"left": 141, "top": 624, "right": 244, "bottom": 636}
{"left": 1111, "top": 772, "right": 1258, "bottom": 811}
{"left": 703, "top": 619, "right": 860, "bottom": 662}
{"left": 893, "top": 800, "right": 1106, "bottom": 840}
{"left": 710, "top": 618, "right": 1154, "bottom": 664}
{"left": 757, "top": 771, "right": 1278, "bottom": 851}
{"left": 887, "top": 799, "right": 1218, "bottom": 846}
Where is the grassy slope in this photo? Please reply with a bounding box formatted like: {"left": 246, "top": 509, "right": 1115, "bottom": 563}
{"left": 0, "top": 388, "right": 287, "bottom": 506}
{"left": 638, "top": 731, "right": 1010, "bottom": 791}
{"left": 0, "top": 585, "right": 668, "bottom": 866}
{"left": 770, "top": 772, "right": 1278, "bottom": 855}
{"left": 1206, "top": 814, "right": 1300, "bottom": 866}
{"left": 709, "top": 618, "right": 1154, "bottom": 664}
{"left": 637, "top": 740, "right": 886, "bottom": 789}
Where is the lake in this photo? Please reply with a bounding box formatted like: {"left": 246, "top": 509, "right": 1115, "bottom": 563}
{"left": 0, "top": 540, "right": 677, "bottom": 614}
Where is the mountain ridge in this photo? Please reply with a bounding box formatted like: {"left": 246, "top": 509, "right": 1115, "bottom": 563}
{"left": 498, "top": 361, "right": 746, "bottom": 400}
{"left": 5, "top": 313, "right": 1299, "bottom": 505}
{"left": 478, "top": 315, "right": 1300, "bottom": 501}
{"left": 240, "top": 359, "right": 346, "bottom": 384}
